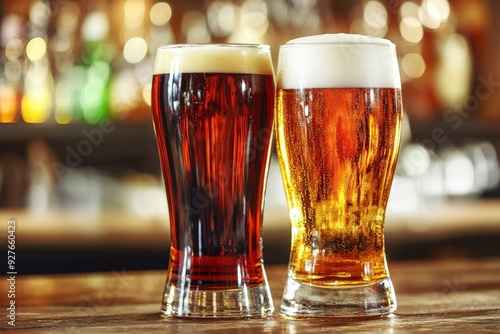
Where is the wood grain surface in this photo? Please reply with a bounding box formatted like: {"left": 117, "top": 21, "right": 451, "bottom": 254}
{"left": 2, "top": 257, "right": 500, "bottom": 332}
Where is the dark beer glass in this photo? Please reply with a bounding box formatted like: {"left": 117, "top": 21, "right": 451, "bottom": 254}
{"left": 151, "top": 45, "right": 274, "bottom": 317}
{"left": 275, "top": 34, "right": 402, "bottom": 317}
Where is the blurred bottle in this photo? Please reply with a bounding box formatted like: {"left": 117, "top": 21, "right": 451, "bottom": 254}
{"left": 52, "top": 2, "right": 81, "bottom": 124}
{"left": 0, "top": 14, "right": 24, "bottom": 123}
{"left": 434, "top": 32, "right": 472, "bottom": 112}
{"left": 21, "top": 1, "right": 54, "bottom": 124}
{"left": 77, "top": 2, "right": 114, "bottom": 124}
{"left": 0, "top": 82, "right": 22, "bottom": 123}
{"left": 22, "top": 38, "right": 54, "bottom": 123}
{"left": 109, "top": 0, "right": 157, "bottom": 123}
{"left": 26, "top": 140, "right": 57, "bottom": 212}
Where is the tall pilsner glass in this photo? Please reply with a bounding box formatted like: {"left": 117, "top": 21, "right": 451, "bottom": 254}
{"left": 151, "top": 45, "right": 275, "bottom": 317}
{"left": 275, "top": 34, "right": 402, "bottom": 317}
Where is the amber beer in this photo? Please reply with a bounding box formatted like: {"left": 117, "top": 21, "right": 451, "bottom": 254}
{"left": 275, "top": 34, "right": 402, "bottom": 317}
{"left": 151, "top": 45, "right": 274, "bottom": 317}
{"left": 277, "top": 87, "right": 401, "bottom": 282}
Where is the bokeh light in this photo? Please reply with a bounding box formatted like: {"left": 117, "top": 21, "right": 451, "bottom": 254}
{"left": 26, "top": 37, "right": 47, "bottom": 62}
{"left": 240, "top": 0, "right": 269, "bottom": 38}
{"left": 143, "top": 83, "right": 152, "bottom": 107}
{"left": 363, "top": 1, "right": 388, "bottom": 37}
{"left": 400, "top": 17, "right": 424, "bottom": 43}
{"left": 402, "top": 53, "right": 426, "bottom": 79}
{"left": 207, "top": 1, "right": 237, "bottom": 37}
{"left": 123, "top": 37, "right": 148, "bottom": 64}
{"left": 4, "top": 60, "right": 22, "bottom": 82}
{"left": 81, "top": 11, "right": 109, "bottom": 41}
{"left": 1, "top": 14, "right": 23, "bottom": 46}
{"left": 419, "top": 0, "right": 450, "bottom": 29}
{"left": 444, "top": 150, "right": 475, "bottom": 195}
{"left": 400, "top": 1, "right": 419, "bottom": 19}
{"left": 5, "top": 38, "right": 24, "bottom": 61}
{"left": 124, "top": 0, "right": 146, "bottom": 29}
{"left": 150, "top": 2, "right": 172, "bottom": 26}
{"left": 29, "top": 0, "right": 51, "bottom": 28}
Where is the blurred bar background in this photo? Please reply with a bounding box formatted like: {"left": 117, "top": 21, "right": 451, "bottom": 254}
{"left": 1, "top": 0, "right": 499, "bottom": 274}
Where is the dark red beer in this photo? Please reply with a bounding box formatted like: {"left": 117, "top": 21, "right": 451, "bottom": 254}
{"left": 152, "top": 72, "right": 274, "bottom": 289}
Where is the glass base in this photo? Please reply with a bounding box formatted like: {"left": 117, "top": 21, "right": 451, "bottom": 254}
{"left": 161, "top": 284, "right": 274, "bottom": 318}
{"left": 280, "top": 276, "right": 397, "bottom": 318}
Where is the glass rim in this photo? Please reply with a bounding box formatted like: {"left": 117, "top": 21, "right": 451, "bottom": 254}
{"left": 156, "top": 43, "right": 271, "bottom": 51}
{"left": 279, "top": 34, "right": 396, "bottom": 49}
{"left": 279, "top": 41, "right": 395, "bottom": 49}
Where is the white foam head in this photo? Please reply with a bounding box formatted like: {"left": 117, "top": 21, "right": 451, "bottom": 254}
{"left": 277, "top": 34, "right": 401, "bottom": 89}
{"left": 153, "top": 44, "right": 273, "bottom": 75}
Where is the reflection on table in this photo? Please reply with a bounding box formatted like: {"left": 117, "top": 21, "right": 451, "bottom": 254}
{"left": 6, "top": 257, "right": 500, "bottom": 332}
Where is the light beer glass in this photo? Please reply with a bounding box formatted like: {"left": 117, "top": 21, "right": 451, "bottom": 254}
{"left": 275, "top": 34, "right": 402, "bottom": 317}
{"left": 151, "top": 45, "right": 275, "bottom": 317}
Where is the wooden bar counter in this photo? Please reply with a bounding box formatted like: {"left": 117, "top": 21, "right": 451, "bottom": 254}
{"left": 2, "top": 257, "right": 500, "bottom": 332}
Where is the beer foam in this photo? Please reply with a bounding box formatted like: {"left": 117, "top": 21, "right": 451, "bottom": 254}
{"left": 153, "top": 44, "right": 273, "bottom": 75}
{"left": 278, "top": 34, "right": 401, "bottom": 89}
